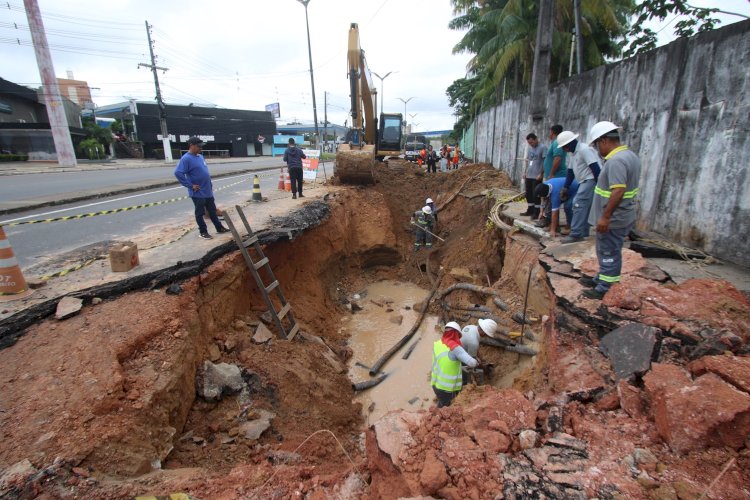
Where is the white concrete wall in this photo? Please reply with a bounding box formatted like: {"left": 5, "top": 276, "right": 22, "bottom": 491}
{"left": 474, "top": 20, "right": 750, "bottom": 267}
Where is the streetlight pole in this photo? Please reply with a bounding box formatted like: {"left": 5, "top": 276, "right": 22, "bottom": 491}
{"left": 396, "top": 96, "right": 414, "bottom": 136}
{"left": 372, "top": 71, "right": 394, "bottom": 116}
{"left": 297, "top": 0, "right": 319, "bottom": 147}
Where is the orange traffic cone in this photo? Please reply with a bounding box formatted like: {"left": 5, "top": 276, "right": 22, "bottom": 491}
{"left": 284, "top": 173, "right": 292, "bottom": 192}
{"left": 278, "top": 168, "right": 285, "bottom": 190}
{"left": 0, "top": 226, "right": 33, "bottom": 301}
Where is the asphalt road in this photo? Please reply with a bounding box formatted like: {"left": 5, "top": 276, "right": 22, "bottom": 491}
{"left": 2, "top": 166, "right": 316, "bottom": 271}
{"left": 0, "top": 157, "right": 286, "bottom": 212}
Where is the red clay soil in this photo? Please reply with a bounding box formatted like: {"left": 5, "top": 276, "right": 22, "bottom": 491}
{"left": 1, "top": 162, "right": 748, "bottom": 498}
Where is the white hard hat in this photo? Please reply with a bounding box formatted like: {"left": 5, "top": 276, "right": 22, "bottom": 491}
{"left": 426, "top": 198, "right": 433, "bottom": 204}
{"left": 478, "top": 318, "right": 498, "bottom": 338}
{"left": 444, "top": 321, "right": 461, "bottom": 332}
{"left": 556, "top": 131, "right": 579, "bottom": 148}
{"left": 588, "top": 121, "right": 620, "bottom": 145}
{"left": 422, "top": 205, "right": 433, "bottom": 214}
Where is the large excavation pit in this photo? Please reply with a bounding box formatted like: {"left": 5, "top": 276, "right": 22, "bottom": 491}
{"left": 0, "top": 163, "right": 548, "bottom": 497}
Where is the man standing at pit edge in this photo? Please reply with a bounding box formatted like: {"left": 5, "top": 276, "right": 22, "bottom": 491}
{"left": 581, "top": 121, "right": 641, "bottom": 300}
{"left": 283, "top": 138, "right": 307, "bottom": 199}
{"left": 431, "top": 321, "right": 478, "bottom": 408}
{"left": 174, "top": 136, "right": 230, "bottom": 240}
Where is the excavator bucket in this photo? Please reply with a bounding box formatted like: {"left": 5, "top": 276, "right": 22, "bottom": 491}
{"left": 335, "top": 144, "right": 377, "bottom": 185}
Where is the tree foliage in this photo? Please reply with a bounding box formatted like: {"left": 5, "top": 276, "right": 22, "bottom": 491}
{"left": 621, "top": 0, "right": 720, "bottom": 57}
{"left": 446, "top": 0, "right": 634, "bottom": 133}
{"left": 445, "top": 0, "right": 733, "bottom": 137}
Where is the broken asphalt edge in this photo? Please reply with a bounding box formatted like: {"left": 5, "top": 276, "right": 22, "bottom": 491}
{"left": 0, "top": 200, "right": 331, "bottom": 350}
{"left": 0, "top": 164, "right": 276, "bottom": 217}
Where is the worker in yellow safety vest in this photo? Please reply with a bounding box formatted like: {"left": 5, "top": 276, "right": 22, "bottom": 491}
{"left": 431, "top": 321, "right": 478, "bottom": 408}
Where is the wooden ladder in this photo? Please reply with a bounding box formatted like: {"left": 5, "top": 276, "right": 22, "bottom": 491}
{"left": 224, "top": 205, "right": 299, "bottom": 340}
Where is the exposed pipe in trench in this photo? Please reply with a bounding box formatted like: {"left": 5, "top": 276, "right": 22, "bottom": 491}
{"left": 352, "top": 373, "right": 388, "bottom": 391}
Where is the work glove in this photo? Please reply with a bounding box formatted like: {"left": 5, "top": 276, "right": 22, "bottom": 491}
{"left": 560, "top": 187, "right": 569, "bottom": 202}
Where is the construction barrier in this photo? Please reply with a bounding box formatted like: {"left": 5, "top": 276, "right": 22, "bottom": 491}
{"left": 251, "top": 175, "right": 263, "bottom": 202}
{"left": 278, "top": 168, "right": 285, "bottom": 190}
{"left": 284, "top": 173, "right": 292, "bottom": 192}
{"left": 0, "top": 226, "right": 33, "bottom": 301}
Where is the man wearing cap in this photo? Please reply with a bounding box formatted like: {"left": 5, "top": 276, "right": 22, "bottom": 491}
{"left": 413, "top": 205, "right": 435, "bottom": 251}
{"left": 556, "top": 130, "right": 602, "bottom": 243}
{"left": 174, "top": 137, "right": 230, "bottom": 240}
{"left": 283, "top": 138, "right": 307, "bottom": 199}
{"left": 431, "top": 321, "right": 478, "bottom": 408}
{"left": 582, "top": 121, "right": 641, "bottom": 300}
{"left": 460, "top": 318, "right": 497, "bottom": 385}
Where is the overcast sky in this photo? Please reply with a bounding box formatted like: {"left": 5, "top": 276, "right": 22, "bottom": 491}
{"left": 2, "top": 0, "right": 749, "bottom": 132}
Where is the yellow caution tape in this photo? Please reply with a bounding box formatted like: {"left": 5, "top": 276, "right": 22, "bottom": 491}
{"left": 6, "top": 174, "right": 265, "bottom": 227}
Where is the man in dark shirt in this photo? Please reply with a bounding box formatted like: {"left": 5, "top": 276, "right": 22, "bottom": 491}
{"left": 174, "top": 137, "right": 230, "bottom": 240}
{"left": 283, "top": 138, "right": 307, "bottom": 199}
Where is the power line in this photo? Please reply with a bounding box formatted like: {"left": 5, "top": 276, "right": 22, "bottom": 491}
{"left": 4, "top": 2, "right": 143, "bottom": 29}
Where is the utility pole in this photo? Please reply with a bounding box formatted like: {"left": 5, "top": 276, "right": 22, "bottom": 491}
{"left": 573, "top": 0, "right": 584, "bottom": 74}
{"left": 23, "top": 0, "right": 77, "bottom": 167}
{"left": 139, "top": 21, "right": 172, "bottom": 161}
{"left": 298, "top": 0, "right": 320, "bottom": 148}
{"left": 323, "top": 91, "right": 328, "bottom": 153}
{"left": 529, "top": 0, "right": 553, "bottom": 121}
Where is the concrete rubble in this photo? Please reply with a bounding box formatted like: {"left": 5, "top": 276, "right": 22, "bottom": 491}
{"left": 195, "top": 361, "right": 245, "bottom": 402}
{"left": 54, "top": 296, "right": 83, "bottom": 320}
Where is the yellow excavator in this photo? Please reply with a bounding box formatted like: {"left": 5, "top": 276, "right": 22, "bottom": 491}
{"left": 335, "top": 23, "right": 404, "bottom": 184}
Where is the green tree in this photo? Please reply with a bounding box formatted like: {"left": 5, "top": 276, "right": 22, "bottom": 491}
{"left": 621, "top": 0, "right": 721, "bottom": 57}
{"left": 448, "top": 0, "right": 633, "bottom": 128}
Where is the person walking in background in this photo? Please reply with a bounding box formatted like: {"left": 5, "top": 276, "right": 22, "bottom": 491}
{"left": 556, "top": 130, "right": 602, "bottom": 243}
{"left": 521, "top": 133, "right": 546, "bottom": 218}
{"left": 426, "top": 145, "right": 438, "bottom": 173}
{"left": 174, "top": 136, "right": 230, "bottom": 240}
{"left": 452, "top": 145, "right": 461, "bottom": 169}
{"left": 581, "top": 121, "right": 641, "bottom": 300}
{"left": 283, "top": 138, "right": 307, "bottom": 199}
{"left": 439, "top": 145, "right": 449, "bottom": 172}
{"left": 431, "top": 321, "right": 478, "bottom": 408}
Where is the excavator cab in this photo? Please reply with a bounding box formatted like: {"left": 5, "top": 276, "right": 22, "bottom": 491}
{"left": 377, "top": 113, "right": 403, "bottom": 159}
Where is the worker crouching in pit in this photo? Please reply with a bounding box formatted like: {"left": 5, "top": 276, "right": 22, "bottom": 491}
{"left": 460, "top": 318, "right": 498, "bottom": 385}
{"left": 431, "top": 321, "right": 478, "bottom": 408}
{"left": 413, "top": 205, "right": 435, "bottom": 251}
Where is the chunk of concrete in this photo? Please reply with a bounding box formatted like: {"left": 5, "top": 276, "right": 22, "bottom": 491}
{"left": 196, "top": 361, "right": 245, "bottom": 402}
{"left": 599, "top": 323, "right": 659, "bottom": 380}
{"left": 372, "top": 412, "right": 422, "bottom": 467}
{"left": 689, "top": 355, "right": 750, "bottom": 393}
{"left": 252, "top": 323, "right": 274, "bottom": 344}
{"left": 644, "top": 365, "right": 750, "bottom": 451}
{"left": 238, "top": 409, "right": 275, "bottom": 441}
{"left": 55, "top": 296, "right": 83, "bottom": 320}
{"left": 519, "top": 429, "right": 539, "bottom": 449}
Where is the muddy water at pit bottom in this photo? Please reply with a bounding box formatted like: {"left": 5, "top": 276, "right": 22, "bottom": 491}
{"left": 343, "top": 280, "right": 439, "bottom": 424}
